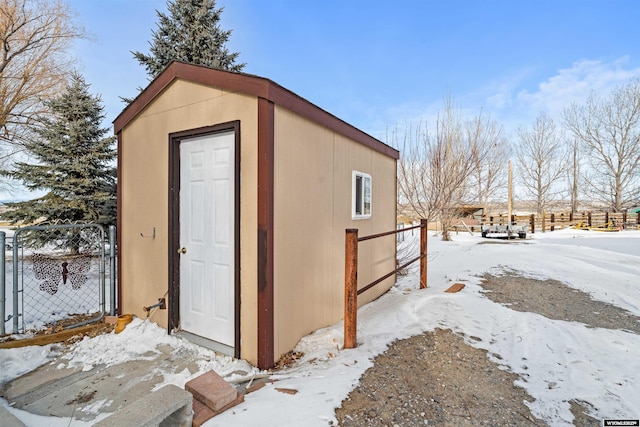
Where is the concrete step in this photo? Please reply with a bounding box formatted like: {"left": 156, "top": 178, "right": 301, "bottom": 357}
{"left": 94, "top": 384, "right": 193, "bottom": 427}
{"left": 0, "top": 404, "right": 26, "bottom": 427}
{"left": 185, "top": 370, "right": 238, "bottom": 412}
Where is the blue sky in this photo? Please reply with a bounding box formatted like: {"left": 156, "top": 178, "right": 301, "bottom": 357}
{"left": 66, "top": 0, "right": 640, "bottom": 144}
{"left": 67, "top": 0, "right": 640, "bottom": 144}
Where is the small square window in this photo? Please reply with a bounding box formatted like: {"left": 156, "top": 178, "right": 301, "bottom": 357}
{"left": 352, "top": 171, "right": 371, "bottom": 219}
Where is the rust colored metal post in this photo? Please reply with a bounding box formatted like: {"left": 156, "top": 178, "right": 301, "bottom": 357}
{"left": 420, "top": 219, "right": 428, "bottom": 289}
{"left": 588, "top": 212, "right": 592, "bottom": 227}
{"left": 530, "top": 214, "right": 535, "bottom": 234}
{"left": 551, "top": 213, "right": 555, "bottom": 232}
{"left": 605, "top": 211, "right": 609, "bottom": 224}
{"left": 344, "top": 229, "right": 358, "bottom": 349}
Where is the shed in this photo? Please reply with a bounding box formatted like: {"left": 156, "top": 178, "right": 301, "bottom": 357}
{"left": 114, "top": 61, "right": 399, "bottom": 369}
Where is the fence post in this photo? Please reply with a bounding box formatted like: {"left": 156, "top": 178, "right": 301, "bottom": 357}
{"left": 344, "top": 229, "right": 358, "bottom": 349}
{"left": 530, "top": 214, "right": 535, "bottom": 234}
{"left": 0, "top": 231, "right": 4, "bottom": 335}
{"left": 420, "top": 219, "right": 427, "bottom": 289}
{"left": 551, "top": 213, "right": 555, "bottom": 232}
{"left": 109, "top": 225, "right": 117, "bottom": 316}
{"left": 588, "top": 212, "right": 592, "bottom": 227}
{"left": 12, "top": 231, "right": 19, "bottom": 333}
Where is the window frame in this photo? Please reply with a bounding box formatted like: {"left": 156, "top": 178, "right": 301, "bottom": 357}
{"left": 352, "top": 170, "right": 372, "bottom": 219}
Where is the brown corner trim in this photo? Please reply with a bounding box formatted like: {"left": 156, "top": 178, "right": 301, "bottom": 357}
{"left": 257, "top": 98, "right": 275, "bottom": 369}
{"left": 116, "top": 131, "right": 123, "bottom": 316}
{"left": 168, "top": 121, "right": 242, "bottom": 359}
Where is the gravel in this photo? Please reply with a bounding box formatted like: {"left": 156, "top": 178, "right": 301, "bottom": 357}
{"left": 334, "top": 270, "right": 638, "bottom": 426}
{"left": 336, "top": 328, "right": 543, "bottom": 426}
{"left": 478, "top": 271, "right": 640, "bottom": 334}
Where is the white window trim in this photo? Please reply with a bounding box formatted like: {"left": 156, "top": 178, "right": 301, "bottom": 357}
{"left": 352, "top": 170, "right": 372, "bottom": 219}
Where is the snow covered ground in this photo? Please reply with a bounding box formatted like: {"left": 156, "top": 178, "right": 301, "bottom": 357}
{"left": 1, "top": 227, "right": 639, "bottom": 426}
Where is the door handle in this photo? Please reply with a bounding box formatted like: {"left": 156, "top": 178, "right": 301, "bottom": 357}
{"left": 178, "top": 247, "right": 187, "bottom": 254}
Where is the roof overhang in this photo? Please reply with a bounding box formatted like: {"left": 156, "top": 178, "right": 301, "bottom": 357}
{"left": 114, "top": 61, "right": 399, "bottom": 160}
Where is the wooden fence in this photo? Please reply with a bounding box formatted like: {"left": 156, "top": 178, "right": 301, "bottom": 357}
{"left": 344, "top": 219, "right": 427, "bottom": 349}
{"left": 482, "top": 211, "right": 640, "bottom": 233}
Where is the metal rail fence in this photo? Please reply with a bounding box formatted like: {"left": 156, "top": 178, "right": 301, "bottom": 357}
{"left": 344, "top": 219, "right": 428, "bottom": 349}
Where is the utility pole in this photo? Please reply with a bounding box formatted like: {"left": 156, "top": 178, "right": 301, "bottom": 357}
{"left": 508, "top": 160, "right": 513, "bottom": 236}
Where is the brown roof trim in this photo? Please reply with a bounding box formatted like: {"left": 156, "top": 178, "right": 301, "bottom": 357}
{"left": 113, "top": 61, "right": 399, "bottom": 160}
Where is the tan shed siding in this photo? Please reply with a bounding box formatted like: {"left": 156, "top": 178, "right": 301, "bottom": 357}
{"left": 120, "top": 117, "right": 169, "bottom": 327}
{"left": 358, "top": 150, "right": 397, "bottom": 306}
{"left": 119, "top": 79, "right": 260, "bottom": 365}
{"left": 272, "top": 108, "right": 335, "bottom": 358}
{"left": 273, "top": 107, "right": 396, "bottom": 359}
{"left": 333, "top": 134, "right": 397, "bottom": 307}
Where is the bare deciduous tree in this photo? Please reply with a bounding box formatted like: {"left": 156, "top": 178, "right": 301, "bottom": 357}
{"left": 563, "top": 79, "right": 640, "bottom": 211}
{"left": 466, "top": 113, "right": 510, "bottom": 211}
{"left": 0, "top": 0, "right": 84, "bottom": 148}
{"left": 395, "top": 98, "right": 493, "bottom": 241}
{"left": 515, "top": 112, "right": 567, "bottom": 214}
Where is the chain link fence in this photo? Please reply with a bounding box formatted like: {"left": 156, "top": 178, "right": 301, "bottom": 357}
{"left": 1, "top": 224, "right": 116, "bottom": 335}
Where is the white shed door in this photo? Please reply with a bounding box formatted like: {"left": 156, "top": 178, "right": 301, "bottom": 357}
{"left": 179, "top": 131, "right": 235, "bottom": 347}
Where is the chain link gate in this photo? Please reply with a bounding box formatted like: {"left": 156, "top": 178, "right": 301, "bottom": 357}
{"left": 1, "top": 224, "right": 115, "bottom": 335}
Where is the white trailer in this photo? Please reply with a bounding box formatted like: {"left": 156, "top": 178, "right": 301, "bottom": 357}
{"left": 481, "top": 223, "right": 527, "bottom": 239}
{"left": 480, "top": 161, "right": 527, "bottom": 239}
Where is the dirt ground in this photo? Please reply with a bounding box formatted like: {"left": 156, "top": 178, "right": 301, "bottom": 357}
{"left": 335, "top": 271, "right": 639, "bottom": 426}
{"left": 478, "top": 271, "right": 640, "bottom": 334}
{"left": 335, "top": 328, "right": 543, "bottom": 426}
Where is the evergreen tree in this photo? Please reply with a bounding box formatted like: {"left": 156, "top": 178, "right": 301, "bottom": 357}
{"left": 133, "top": 0, "right": 245, "bottom": 80}
{"left": 1, "top": 73, "right": 116, "bottom": 238}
